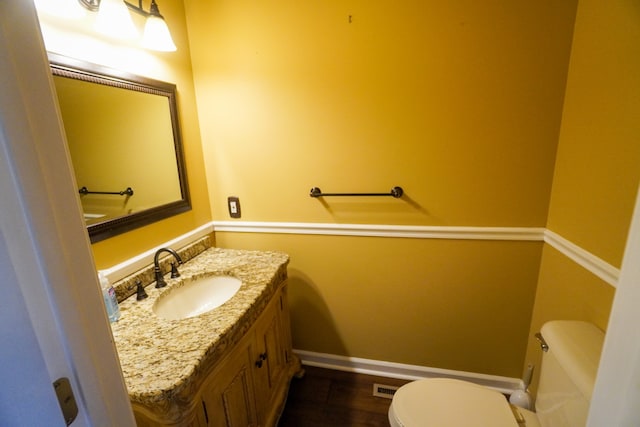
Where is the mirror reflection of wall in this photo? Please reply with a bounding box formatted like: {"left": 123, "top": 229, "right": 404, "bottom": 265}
{"left": 54, "top": 75, "right": 181, "bottom": 224}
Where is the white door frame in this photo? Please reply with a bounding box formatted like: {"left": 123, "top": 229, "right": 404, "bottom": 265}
{"left": 588, "top": 183, "right": 640, "bottom": 426}
{"left": 0, "top": 0, "right": 134, "bottom": 425}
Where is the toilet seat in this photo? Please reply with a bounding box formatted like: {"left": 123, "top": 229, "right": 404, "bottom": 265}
{"left": 389, "top": 378, "right": 528, "bottom": 427}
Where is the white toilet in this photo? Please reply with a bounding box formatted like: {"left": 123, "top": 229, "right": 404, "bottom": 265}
{"left": 388, "top": 320, "right": 604, "bottom": 427}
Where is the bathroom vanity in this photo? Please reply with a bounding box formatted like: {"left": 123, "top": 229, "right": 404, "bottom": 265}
{"left": 110, "top": 242, "right": 301, "bottom": 426}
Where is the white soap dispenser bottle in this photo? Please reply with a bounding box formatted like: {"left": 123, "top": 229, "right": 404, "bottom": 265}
{"left": 99, "top": 271, "right": 120, "bottom": 322}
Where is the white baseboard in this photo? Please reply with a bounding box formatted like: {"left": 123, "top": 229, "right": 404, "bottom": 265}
{"left": 293, "top": 349, "right": 524, "bottom": 395}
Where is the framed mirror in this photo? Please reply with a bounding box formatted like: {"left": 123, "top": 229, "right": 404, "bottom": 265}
{"left": 49, "top": 53, "right": 191, "bottom": 243}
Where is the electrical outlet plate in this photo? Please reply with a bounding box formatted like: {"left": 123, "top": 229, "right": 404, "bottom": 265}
{"left": 228, "top": 196, "right": 241, "bottom": 218}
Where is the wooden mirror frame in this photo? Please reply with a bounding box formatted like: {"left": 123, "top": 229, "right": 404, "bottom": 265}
{"left": 49, "top": 53, "right": 191, "bottom": 243}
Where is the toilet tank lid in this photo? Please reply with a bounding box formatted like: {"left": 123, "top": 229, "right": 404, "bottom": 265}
{"left": 541, "top": 320, "right": 604, "bottom": 401}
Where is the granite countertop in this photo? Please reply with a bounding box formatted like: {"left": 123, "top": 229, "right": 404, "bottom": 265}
{"left": 110, "top": 247, "right": 289, "bottom": 419}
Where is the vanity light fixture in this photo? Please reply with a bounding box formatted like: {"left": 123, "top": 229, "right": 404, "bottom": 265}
{"left": 94, "top": 0, "right": 138, "bottom": 40}
{"left": 78, "top": 0, "right": 100, "bottom": 11}
{"left": 126, "top": 0, "right": 177, "bottom": 51}
{"left": 78, "top": 0, "right": 177, "bottom": 52}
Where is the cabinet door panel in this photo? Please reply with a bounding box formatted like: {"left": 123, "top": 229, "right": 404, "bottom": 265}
{"left": 253, "top": 288, "right": 289, "bottom": 423}
{"left": 201, "top": 342, "right": 258, "bottom": 427}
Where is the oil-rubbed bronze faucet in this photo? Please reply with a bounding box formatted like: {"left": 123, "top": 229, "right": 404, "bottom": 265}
{"left": 135, "top": 280, "right": 148, "bottom": 300}
{"left": 153, "top": 247, "right": 183, "bottom": 288}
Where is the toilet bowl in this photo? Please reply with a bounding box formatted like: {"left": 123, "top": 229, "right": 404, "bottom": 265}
{"left": 388, "top": 321, "right": 604, "bottom": 427}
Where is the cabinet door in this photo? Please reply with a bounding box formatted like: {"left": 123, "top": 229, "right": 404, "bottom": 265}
{"left": 201, "top": 338, "right": 258, "bottom": 427}
{"left": 253, "top": 288, "right": 289, "bottom": 423}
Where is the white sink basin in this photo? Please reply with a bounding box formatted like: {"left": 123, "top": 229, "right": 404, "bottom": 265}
{"left": 153, "top": 275, "right": 242, "bottom": 320}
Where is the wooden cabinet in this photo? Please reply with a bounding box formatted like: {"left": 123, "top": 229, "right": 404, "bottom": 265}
{"left": 133, "top": 281, "right": 299, "bottom": 427}
{"left": 200, "top": 283, "right": 297, "bottom": 427}
{"left": 252, "top": 288, "right": 289, "bottom": 425}
{"left": 200, "top": 337, "right": 258, "bottom": 427}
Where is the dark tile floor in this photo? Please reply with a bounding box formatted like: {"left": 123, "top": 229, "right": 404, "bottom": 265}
{"left": 278, "top": 365, "right": 410, "bottom": 427}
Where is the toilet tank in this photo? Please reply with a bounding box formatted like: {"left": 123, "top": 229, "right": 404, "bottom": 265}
{"left": 535, "top": 321, "right": 604, "bottom": 427}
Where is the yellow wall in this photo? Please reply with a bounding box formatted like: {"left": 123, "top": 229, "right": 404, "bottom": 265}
{"left": 185, "top": 0, "right": 578, "bottom": 377}
{"left": 37, "top": 0, "right": 639, "bottom": 381}
{"left": 216, "top": 232, "right": 542, "bottom": 376}
{"left": 187, "top": 0, "right": 577, "bottom": 227}
{"left": 36, "top": 0, "right": 211, "bottom": 268}
{"left": 524, "top": 0, "right": 640, "bottom": 390}
{"left": 545, "top": 0, "right": 640, "bottom": 267}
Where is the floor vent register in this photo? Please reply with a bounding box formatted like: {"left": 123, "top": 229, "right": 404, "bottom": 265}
{"left": 372, "top": 383, "right": 399, "bottom": 399}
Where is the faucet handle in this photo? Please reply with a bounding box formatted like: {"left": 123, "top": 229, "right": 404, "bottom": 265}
{"left": 170, "top": 262, "right": 180, "bottom": 278}
{"left": 136, "top": 280, "right": 148, "bottom": 300}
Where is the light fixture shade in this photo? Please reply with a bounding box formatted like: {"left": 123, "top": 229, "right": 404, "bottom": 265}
{"left": 95, "top": 0, "right": 138, "bottom": 40}
{"left": 143, "top": 15, "right": 177, "bottom": 52}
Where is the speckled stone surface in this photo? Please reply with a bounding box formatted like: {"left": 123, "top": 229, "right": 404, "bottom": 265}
{"left": 110, "top": 245, "right": 289, "bottom": 421}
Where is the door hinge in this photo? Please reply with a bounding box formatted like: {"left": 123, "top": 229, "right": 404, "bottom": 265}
{"left": 53, "top": 377, "right": 78, "bottom": 425}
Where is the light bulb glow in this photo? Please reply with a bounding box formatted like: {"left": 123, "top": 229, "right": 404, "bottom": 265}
{"left": 142, "top": 15, "right": 177, "bottom": 51}
{"left": 95, "top": 0, "right": 138, "bottom": 40}
{"left": 34, "top": 0, "right": 86, "bottom": 19}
